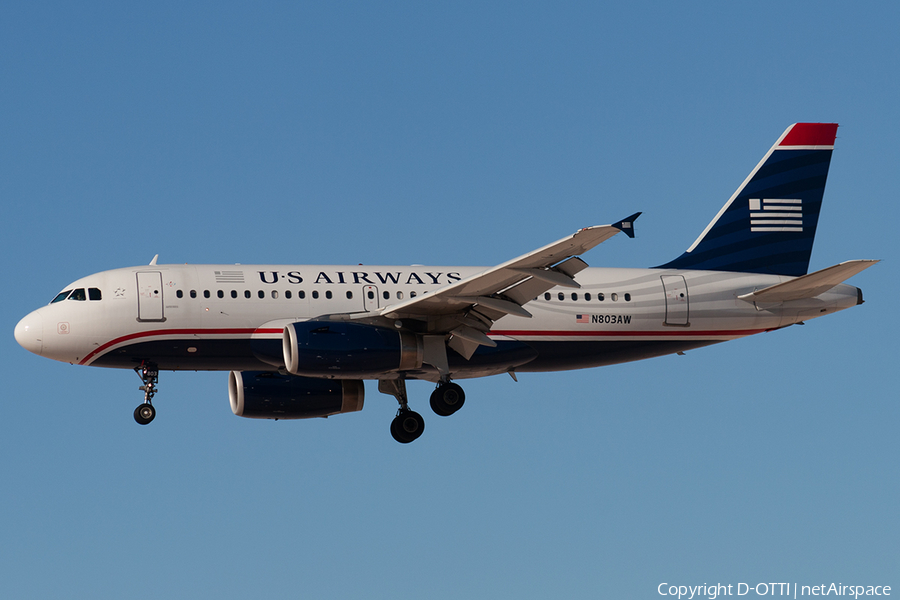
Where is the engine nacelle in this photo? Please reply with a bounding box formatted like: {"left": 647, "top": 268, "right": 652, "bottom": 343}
{"left": 229, "top": 371, "right": 364, "bottom": 419}
{"left": 283, "top": 321, "right": 422, "bottom": 378}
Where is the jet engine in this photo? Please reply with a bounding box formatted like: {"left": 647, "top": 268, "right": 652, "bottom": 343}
{"left": 229, "top": 371, "right": 364, "bottom": 419}
{"left": 282, "top": 321, "right": 422, "bottom": 378}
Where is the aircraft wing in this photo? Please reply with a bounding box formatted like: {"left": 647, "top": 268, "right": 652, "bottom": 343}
{"left": 356, "top": 213, "right": 640, "bottom": 359}
{"left": 737, "top": 259, "right": 879, "bottom": 303}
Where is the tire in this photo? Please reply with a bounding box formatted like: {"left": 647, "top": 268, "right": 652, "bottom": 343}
{"left": 430, "top": 382, "right": 465, "bottom": 417}
{"left": 390, "top": 410, "right": 425, "bottom": 443}
{"left": 134, "top": 403, "right": 156, "bottom": 425}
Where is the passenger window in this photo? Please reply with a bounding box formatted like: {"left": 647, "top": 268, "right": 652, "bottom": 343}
{"left": 544, "top": 293, "right": 551, "bottom": 301}
{"left": 190, "top": 290, "right": 197, "bottom": 299}
{"left": 176, "top": 290, "right": 184, "bottom": 299}
{"left": 244, "top": 290, "right": 251, "bottom": 299}
{"left": 218, "top": 290, "right": 224, "bottom": 299}
{"left": 611, "top": 293, "right": 618, "bottom": 301}
{"left": 347, "top": 291, "right": 354, "bottom": 299}
{"left": 285, "top": 290, "right": 291, "bottom": 299}
{"left": 584, "top": 292, "right": 592, "bottom": 301}
{"left": 558, "top": 292, "right": 564, "bottom": 301}
{"left": 382, "top": 291, "right": 389, "bottom": 300}
{"left": 410, "top": 291, "right": 416, "bottom": 298}
{"left": 624, "top": 293, "right": 631, "bottom": 302}
{"left": 397, "top": 291, "right": 404, "bottom": 299}
{"left": 571, "top": 293, "right": 578, "bottom": 301}
{"left": 598, "top": 293, "right": 605, "bottom": 301}
{"left": 368, "top": 291, "right": 375, "bottom": 300}
{"left": 326, "top": 291, "right": 333, "bottom": 299}
{"left": 312, "top": 291, "right": 319, "bottom": 299}
{"left": 258, "top": 290, "right": 265, "bottom": 299}
{"left": 69, "top": 288, "right": 87, "bottom": 301}
{"left": 272, "top": 290, "right": 279, "bottom": 299}
{"left": 231, "top": 290, "right": 237, "bottom": 298}
{"left": 299, "top": 291, "right": 306, "bottom": 299}
{"left": 51, "top": 290, "right": 72, "bottom": 303}
{"left": 204, "top": 290, "right": 210, "bottom": 299}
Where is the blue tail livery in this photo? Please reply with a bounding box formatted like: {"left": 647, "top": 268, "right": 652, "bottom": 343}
{"left": 657, "top": 123, "right": 838, "bottom": 276}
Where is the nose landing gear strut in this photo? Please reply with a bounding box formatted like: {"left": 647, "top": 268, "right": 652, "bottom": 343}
{"left": 133, "top": 363, "right": 158, "bottom": 425}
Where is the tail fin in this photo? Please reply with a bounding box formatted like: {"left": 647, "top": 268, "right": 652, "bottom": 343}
{"left": 656, "top": 123, "right": 838, "bottom": 277}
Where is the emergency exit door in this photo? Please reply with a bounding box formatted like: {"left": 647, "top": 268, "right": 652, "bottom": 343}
{"left": 362, "top": 285, "right": 379, "bottom": 311}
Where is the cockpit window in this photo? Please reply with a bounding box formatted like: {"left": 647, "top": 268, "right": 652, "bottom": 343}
{"left": 88, "top": 288, "right": 102, "bottom": 301}
{"left": 51, "top": 290, "right": 72, "bottom": 303}
{"left": 68, "top": 288, "right": 87, "bottom": 301}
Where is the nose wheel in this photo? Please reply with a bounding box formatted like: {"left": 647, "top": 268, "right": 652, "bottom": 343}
{"left": 134, "top": 403, "right": 156, "bottom": 425}
{"left": 133, "top": 364, "right": 159, "bottom": 425}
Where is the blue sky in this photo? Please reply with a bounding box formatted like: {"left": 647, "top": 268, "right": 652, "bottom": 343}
{"left": 2, "top": 2, "right": 897, "bottom": 598}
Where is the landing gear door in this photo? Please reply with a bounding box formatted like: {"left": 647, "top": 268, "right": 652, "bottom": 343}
{"left": 661, "top": 275, "right": 689, "bottom": 326}
{"left": 363, "top": 285, "right": 379, "bottom": 311}
{"left": 137, "top": 272, "right": 165, "bottom": 322}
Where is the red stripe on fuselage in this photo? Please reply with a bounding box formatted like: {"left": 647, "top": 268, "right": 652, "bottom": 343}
{"left": 490, "top": 329, "right": 767, "bottom": 338}
{"left": 79, "top": 327, "right": 283, "bottom": 365}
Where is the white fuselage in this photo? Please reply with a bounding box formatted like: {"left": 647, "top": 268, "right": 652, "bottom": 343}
{"left": 14, "top": 263, "right": 861, "bottom": 380}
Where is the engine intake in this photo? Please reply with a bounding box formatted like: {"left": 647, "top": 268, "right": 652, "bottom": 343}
{"left": 283, "top": 321, "right": 422, "bottom": 377}
{"left": 229, "top": 371, "right": 364, "bottom": 419}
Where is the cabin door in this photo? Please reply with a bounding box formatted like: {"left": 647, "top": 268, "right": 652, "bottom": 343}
{"left": 137, "top": 272, "right": 165, "bottom": 322}
{"left": 661, "top": 275, "right": 689, "bottom": 326}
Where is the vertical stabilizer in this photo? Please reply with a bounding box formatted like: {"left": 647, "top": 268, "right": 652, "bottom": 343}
{"left": 656, "top": 123, "right": 838, "bottom": 276}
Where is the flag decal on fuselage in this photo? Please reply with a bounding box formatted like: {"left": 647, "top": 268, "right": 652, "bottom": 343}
{"left": 749, "top": 198, "right": 802, "bottom": 232}
{"left": 215, "top": 270, "right": 245, "bottom": 284}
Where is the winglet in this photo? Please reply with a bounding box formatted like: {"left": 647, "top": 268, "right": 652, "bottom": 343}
{"left": 612, "top": 212, "right": 641, "bottom": 238}
{"left": 149, "top": 254, "right": 159, "bottom": 266}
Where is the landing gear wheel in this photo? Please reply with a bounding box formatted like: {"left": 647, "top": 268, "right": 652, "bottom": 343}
{"left": 390, "top": 410, "right": 425, "bottom": 444}
{"left": 134, "top": 403, "right": 156, "bottom": 425}
{"left": 430, "top": 382, "right": 465, "bottom": 417}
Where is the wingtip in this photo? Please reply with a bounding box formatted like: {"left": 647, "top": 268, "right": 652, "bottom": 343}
{"left": 613, "top": 212, "right": 641, "bottom": 238}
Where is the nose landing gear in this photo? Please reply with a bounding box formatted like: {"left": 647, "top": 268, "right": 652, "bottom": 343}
{"left": 133, "top": 364, "right": 158, "bottom": 425}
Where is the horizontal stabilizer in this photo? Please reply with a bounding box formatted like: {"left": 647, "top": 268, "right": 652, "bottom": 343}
{"left": 738, "top": 260, "right": 879, "bottom": 303}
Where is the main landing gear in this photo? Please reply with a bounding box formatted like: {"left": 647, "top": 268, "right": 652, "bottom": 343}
{"left": 379, "top": 379, "right": 466, "bottom": 444}
{"left": 430, "top": 382, "right": 465, "bottom": 417}
{"left": 133, "top": 364, "right": 158, "bottom": 425}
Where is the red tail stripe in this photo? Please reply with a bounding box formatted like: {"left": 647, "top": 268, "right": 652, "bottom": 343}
{"left": 779, "top": 123, "right": 838, "bottom": 147}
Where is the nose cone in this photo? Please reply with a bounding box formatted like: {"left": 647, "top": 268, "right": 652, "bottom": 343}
{"left": 15, "top": 311, "right": 43, "bottom": 356}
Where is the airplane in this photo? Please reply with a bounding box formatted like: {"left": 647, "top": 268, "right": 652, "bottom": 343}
{"left": 14, "top": 123, "right": 877, "bottom": 443}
